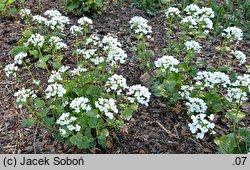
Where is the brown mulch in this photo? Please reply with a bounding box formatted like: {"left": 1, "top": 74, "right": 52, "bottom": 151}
{"left": 0, "top": 0, "right": 248, "bottom": 154}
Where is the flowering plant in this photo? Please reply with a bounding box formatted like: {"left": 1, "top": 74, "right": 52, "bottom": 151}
{"left": 5, "top": 9, "right": 151, "bottom": 149}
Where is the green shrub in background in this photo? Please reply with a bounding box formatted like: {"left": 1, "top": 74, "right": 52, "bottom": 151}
{"left": 0, "top": 0, "right": 16, "bottom": 15}
{"left": 64, "top": 0, "right": 108, "bottom": 16}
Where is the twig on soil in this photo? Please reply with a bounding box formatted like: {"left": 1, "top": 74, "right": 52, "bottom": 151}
{"left": 155, "top": 121, "right": 178, "bottom": 138}
{"left": 33, "top": 124, "right": 39, "bottom": 154}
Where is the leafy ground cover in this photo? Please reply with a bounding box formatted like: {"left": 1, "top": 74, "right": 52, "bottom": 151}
{"left": 0, "top": 0, "right": 249, "bottom": 153}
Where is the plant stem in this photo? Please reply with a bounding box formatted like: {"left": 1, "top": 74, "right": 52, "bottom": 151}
{"left": 233, "top": 96, "right": 243, "bottom": 153}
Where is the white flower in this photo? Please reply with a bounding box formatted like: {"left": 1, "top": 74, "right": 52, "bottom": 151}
{"left": 105, "top": 74, "right": 128, "bottom": 95}
{"left": 70, "top": 66, "right": 87, "bottom": 76}
{"left": 77, "top": 49, "right": 96, "bottom": 59}
{"left": 14, "top": 88, "right": 37, "bottom": 108}
{"left": 75, "top": 124, "right": 81, "bottom": 132}
{"left": 33, "top": 79, "right": 41, "bottom": 85}
{"left": 14, "top": 52, "right": 27, "bottom": 65}
{"left": 184, "top": 40, "right": 201, "bottom": 53}
{"left": 231, "top": 74, "right": 250, "bottom": 92}
{"left": 90, "top": 56, "right": 104, "bottom": 65}
{"left": 70, "top": 25, "right": 82, "bottom": 35}
{"left": 225, "top": 88, "right": 248, "bottom": 104}
{"left": 194, "top": 71, "right": 231, "bottom": 88}
{"left": 43, "top": 9, "right": 70, "bottom": 31}
{"left": 56, "top": 112, "right": 77, "bottom": 126}
{"left": 4, "top": 63, "right": 18, "bottom": 78}
{"left": 78, "top": 17, "right": 93, "bottom": 26}
{"left": 129, "top": 16, "right": 152, "bottom": 35}
{"left": 58, "top": 65, "right": 70, "bottom": 73}
{"left": 59, "top": 128, "right": 66, "bottom": 135}
{"left": 232, "top": 50, "right": 246, "bottom": 66}
{"left": 95, "top": 98, "right": 118, "bottom": 119}
{"left": 20, "top": 8, "right": 31, "bottom": 18}
{"left": 181, "top": 16, "right": 198, "bottom": 29}
{"left": 102, "top": 35, "right": 127, "bottom": 66}
{"left": 32, "top": 15, "right": 48, "bottom": 24}
{"left": 48, "top": 71, "right": 62, "bottom": 83}
{"left": 154, "top": 55, "right": 180, "bottom": 73}
{"left": 49, "top": 36, "right": 67, "bottom": 50}
{"left": 86, "top": 34, "right": 101, "bottom": 46}
{"left": 201, "top": 18, "right": 213, "bottom": 30}
{"left": 186, "top": 97, "right": 207, "bottom": 114}
{"left": 222, "top": 26, "right": 243, "bottom": 41}
{"left": 165, "top": 7, "right": 180, "bottom": 18}
{"left": 188, "top": 113, "right": 216, "bottom": 139}
{"left": 45, "top": 83, "right": 66, "bottom": 98}
{"left": 44, "top": 9, "right": 62, "bottom": 18}
{"left": 70, "top": 97, "right": 92, "bottom": 113}
{"left": 25, "top": 33, "right": 44, "bottom": 47}
{"left": 127, "top": 85, "right": 151, "bottom": 106}
{"left": 184, "top": 4, "right": 201, "bottom": 16}
{"left": 179, "top": 85, "right": 194, "bottom": 99}
{"left": 200, "top": 7, "right": 214, "bottom": 18}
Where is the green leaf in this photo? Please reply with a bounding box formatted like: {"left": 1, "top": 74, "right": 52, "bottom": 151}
{"left": 37, "top": 56, "right": 50, "bottom": 69}
{"left": 97, "top": 129, "right": 109, "bottom": 148}
{"left": 70, "top": 132, "right": 90, "bottom": 149}
{"left": 86, "top": 109, "right": 98, "bottom": 117}
{"left": 6, "top": 0, "right": 14, "bottom": 6}
{"left": 43, "top": 117, "right": 55, "bottom": 128}
{"left": 122, "top": 104, "right": 137, "bottom": 120}
{"left": 226, "top": 110, "right": 245, "bottom": 123}
{"left": 88, "top": 117, "right": 98, "bottom": 128}
{"left": 38, "top": 108, "right": 50, "bottom": 117}
{"left": 22, "top": 29, "right": 33, "bottom": 38}
{"left": 21, "top": 117, "right": 34, "bottom": 127}
{"left": 214, "top": 133, "right": 238, "bottom": 154}
{"left": 11, "top": 46, "right": 27, "bottom": 56}
{"left": 0, "top": 0, "right": 7, "bottom": 4}
{"left": 163, "top": 80, "right": 176, "bottom": 92}
{"left": 29, "top": 49, "right": 39, "bottom": 58}
{"left": 34, "top": 98, "right": 45, "bottom": 108}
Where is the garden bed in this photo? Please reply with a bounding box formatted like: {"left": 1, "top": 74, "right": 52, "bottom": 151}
{"left": 0, "top": 0, "right": 249, "bottom": 154}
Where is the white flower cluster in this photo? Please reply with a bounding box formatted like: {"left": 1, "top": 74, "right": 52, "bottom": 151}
{"left": 95, "top": 98, "right": 118, "bottom": 119}
{"left": 45, "top": 83, "right": 66, "bottom": 98}
{"left": 154, "top": 55, "right": 180, "bottom": 73}
{"left": 25, "top": 33, "right": 45, "bottom": 47}
{"left": 77, "top": 49, "right": 96, "bottom": 59}
{"left": 48, "top": 66, "right": 69, "bottom": 83}
{"left": 188, "top": 114, "right": 216, "bottom": 139}
{"left": 70, "top": 25, "right": 82, "bottom": 35}
{"left": 194, "top": 71, "right": 230, "bottom": 88}
{"left": 14, "top": 88, "right": 37, "bottom": 108}
{"left": 179, "top": 85, "right": 194, "bottom": 99}
{"left": 102, "top": 35, "right": 127, "bottom": 66}
{"left": 20, "top": 8, "right": 31, "bottom": 18}
{"left": 181, "top": 4, "right": 214, "bottom": 32}
{"left": 43, "top": 9, "right": 70, "bottom": 31}
{"left": 226, "top": 87, "right": 248, "bottom": 104}
{"left": 4, "top": 63, "right": 18, "bottom": 78}
{"left": 70, "top": 66, "right": 87, "bottom": 76}
{"left": 127, "top": 85, "right": 151, "bottom": 106}
{"left": 186, "top": 97, "right": 208, "bottom": 114}
{"left": 14, "top": 52, "right": 27, "bottom": 65}
{"left": 48, "top": 36, "right": 67, "bottom": 50}
{"left": 86, "top": 34, "right": 101, "bottom": 46}
{"left": 33, "top": 15, "right": 47, "bottom": 24}
{"left": 232, "top": 74, "right": 250, "bottom": 92}
{"left": 165, "top": 7, "right": 180, "bottom": 18}
{"left": 129, "top": 16, "right": 152, "bottom": 35}
{"left": 222, "top": 26, "right": 243, "bottom": 41}
{"left": 78, "top": 17, "right": 93, "bottom": 26}
{"left": 105, "top": 74, "right": 128, "bottom": 95}
{"left": 232, "top": 50, "right": 246, "bottom": 66}
{"left": 184, "top": 40, "right": 201, "bottom": 53}
{"left": 56, "top": 112, "right": 81, "bottom": 134}
{"left": 70, "top": 97, "right": 92, "bottom": 113}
